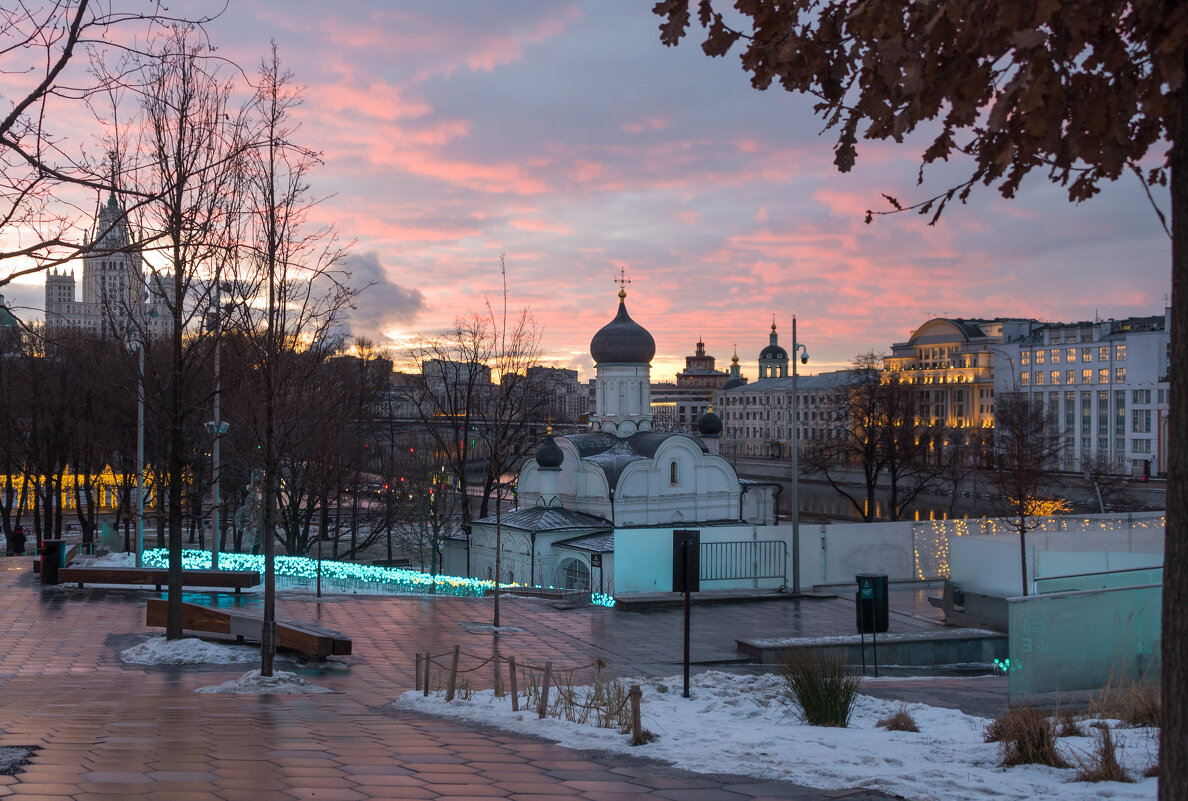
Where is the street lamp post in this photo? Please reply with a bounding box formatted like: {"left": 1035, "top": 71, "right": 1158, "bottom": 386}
{"left": 130, "top": 337, "right": 146, "bottom": 568}
{"left": 206, "top": 282, "right": 230, "bottom": 570}
{"left": 790, "top": 316, "right": 809, "bottom": 595}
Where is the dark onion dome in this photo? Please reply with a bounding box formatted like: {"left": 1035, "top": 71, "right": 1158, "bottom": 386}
{"left": 590, "top": 290, "right": 656, "bottom": 364}
{"left": 535, "top": 434, "right": 564, "bottom": 469}
{"left": 697, "top": 409, "right": 723, "bottom": 437}
{"left": 760, "top": 343, "right": 788, "bottom": 360}
{"left": 723, "top": 377, "right": 746, "bottom": 390}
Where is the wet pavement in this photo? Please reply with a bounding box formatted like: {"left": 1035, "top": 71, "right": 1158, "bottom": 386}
{"left": 0, "top": 559, "right": 1008, "bottom": 799}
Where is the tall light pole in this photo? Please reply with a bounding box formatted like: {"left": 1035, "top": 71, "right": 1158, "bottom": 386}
{"left": 790, "top": 316, "right": 809, "bottom": 595}
{"left": 206, "top": 282, "right": 230, "bottom": 570}
{"left": 129, "top": 335, "right": 146, "bottom": 568}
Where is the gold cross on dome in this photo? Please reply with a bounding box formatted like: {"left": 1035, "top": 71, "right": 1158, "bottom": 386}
{"left": 614, "top": 267, "right": 632, "bottom": 299}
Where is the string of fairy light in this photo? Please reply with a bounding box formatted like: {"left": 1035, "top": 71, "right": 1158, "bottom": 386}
{"left": 140, "top": 549, "right": 617, "bottom": 607}
{"left": 911, "top": 513, "right": 1165, "bottom": 580}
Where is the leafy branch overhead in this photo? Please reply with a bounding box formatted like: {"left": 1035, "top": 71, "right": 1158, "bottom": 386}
{"left": 654, "top": 0, "right": 1186, "bottom": 223}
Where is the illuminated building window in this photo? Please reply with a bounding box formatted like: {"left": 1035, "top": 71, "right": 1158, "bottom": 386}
{"left": 1051, "top": 349, "right": 1061, "bottom": 364}
{"left": 1082, "top": 369, "right": 1093, "bottom": 384}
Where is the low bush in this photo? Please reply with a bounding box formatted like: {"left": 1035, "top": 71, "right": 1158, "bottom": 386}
{"left": 778, "top": 649, "right": 860, "bottom": 728}
{"left": 985, "top": 706, "right": 1070, "bottom": 768}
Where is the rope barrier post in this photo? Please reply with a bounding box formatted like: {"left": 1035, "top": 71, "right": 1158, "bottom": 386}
{"left": 415, "top": 653, "right": 422, "bottom": 692}
{"left": 508, "top": 656, "right": 519, "bottom": 712}
{"left": 629, "top": 684, "right": 643, "bottom": 745}
{"left": 493, "top": 649, "right": 503, "bottom": 698}
{"left": 422, "top": 652, "right": 431, "bottom": 697}
{"left": 538, "top": 661, "right": 552, "bottom": 719}
{"left": 446, "top": 645, "right": 460, "bottom": 702}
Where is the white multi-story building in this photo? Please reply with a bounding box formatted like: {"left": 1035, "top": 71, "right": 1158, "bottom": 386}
{"left": 716, "top": 370, "right": 855, "bottom": 460}
{"left": 996, "top": 311, "right": 1170, "bottom": 477}
{"left": 44, "top": 194, "right": 171, "bottom": 339}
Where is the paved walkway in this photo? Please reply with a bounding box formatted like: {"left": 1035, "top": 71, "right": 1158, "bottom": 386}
{"left": 0, "top": 560, "right": 1008, "bottom": 800}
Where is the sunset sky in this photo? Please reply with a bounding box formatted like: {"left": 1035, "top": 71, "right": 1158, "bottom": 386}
{"left": 6, "top": 1, "right": 1173, "bottom": 380}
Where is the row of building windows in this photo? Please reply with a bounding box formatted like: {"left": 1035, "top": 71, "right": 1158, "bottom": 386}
{"left": 1021, "top": 344, "right": 1125, "bottom": 366}
{"left": 1020, "top": 368, "right": 1125, "bottom": 386}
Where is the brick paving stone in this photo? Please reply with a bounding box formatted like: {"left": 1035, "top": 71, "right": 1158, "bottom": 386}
{"left": 0, "top": 561, "right": 947, "bottom": 801}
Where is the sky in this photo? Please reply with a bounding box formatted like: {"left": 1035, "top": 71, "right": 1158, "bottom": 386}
{"left": 3, "top": 1, "right": 1173, "bottom": 380}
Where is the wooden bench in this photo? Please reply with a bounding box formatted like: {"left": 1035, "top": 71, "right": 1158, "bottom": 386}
{"left": 57, "top": 566, "right": 260, "bottom": 592}
{"left": 145, "top": 599, "right": 352, "bottom": 658}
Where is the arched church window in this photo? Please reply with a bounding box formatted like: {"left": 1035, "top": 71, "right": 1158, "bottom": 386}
{"left": 669, "top": 461, "right": 679, "bottom": 486}
{"left": 560, "top": 559, "right": 591, "bottom": 591}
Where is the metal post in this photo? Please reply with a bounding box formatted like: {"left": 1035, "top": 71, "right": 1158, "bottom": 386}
{"left": 211, "top": 309, "right": 222, "bottom": 570}
{"left": 136, "top": 343, "right": 145, "bottom": 568}
{"left": 791, "top": 316, "right": 801, "bottom": 594}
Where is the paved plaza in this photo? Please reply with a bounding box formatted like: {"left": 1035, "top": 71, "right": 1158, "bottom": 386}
{"left": 0, "top": 559, "right": 1008, "bottom": 800}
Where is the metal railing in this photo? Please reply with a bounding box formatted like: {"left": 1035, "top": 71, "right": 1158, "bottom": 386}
{"left": 700, "top": 540, "right": 787, "bottom": 587}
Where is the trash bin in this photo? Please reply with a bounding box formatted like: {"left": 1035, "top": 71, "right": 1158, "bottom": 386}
{"left": 855, "top": 573, "right": 888, "bottom": 633}
{"left": 40, "top": 540, "right": 65, "bottom": 585}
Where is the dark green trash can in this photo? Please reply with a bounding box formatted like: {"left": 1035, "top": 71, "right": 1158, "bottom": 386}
{"left": 855, "top": 573, "right": 888, "bottom": 633}
{"left": 40, "top": 540, "right": 65, "bottom": 585}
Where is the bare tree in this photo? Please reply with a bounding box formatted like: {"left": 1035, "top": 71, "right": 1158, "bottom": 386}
{"left": 988, "top": 391, "right": 1065, "bottom": 596}
{"left": 125, "top": 25, "right": 243, "bottom": 640}
{"left": 406, "top": 319, "right": 496, "bottom": 530}
{"left": 234, "top": 45, "right": 351, "bottom": 676}
{"left": 480, "top": 256, "right": 544, "bottom": 628}
{"left": 0, "top": 2, "right": 216, "bottom": 283}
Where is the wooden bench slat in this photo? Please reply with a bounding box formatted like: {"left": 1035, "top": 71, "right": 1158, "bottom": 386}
{"left": 58, "top": 567, "right": 260, "bottom": 590}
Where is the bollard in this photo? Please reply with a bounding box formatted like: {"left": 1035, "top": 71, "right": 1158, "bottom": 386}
{"left": 508, "top": 656, "right": 519, "bottom": 712}
{"left": 538, "top": 661, "right": 552, "bottom": 719}
{"left": 422, "top": 652, "right": 431, "bottom": 697}
{"left": 445, "top": 645, "right": 460, "bottom": 702}
{"left": 415, "top": 653, "right": 422, "bottom": 692}
{"left": 629, "top": 684, "right": 643, "bottom": 745}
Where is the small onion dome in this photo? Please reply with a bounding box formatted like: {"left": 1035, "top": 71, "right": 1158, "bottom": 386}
{"left": 590, "top": 290, "right": 656, "bottom": 364}
{"left": 535, "top": 434, "right": 564, "bottom": 469}
{"left": 723, "top": 377, "right": 746, "bottom": 390}
{"left": 697, "top": 409, "right": 723, "bottom": 437}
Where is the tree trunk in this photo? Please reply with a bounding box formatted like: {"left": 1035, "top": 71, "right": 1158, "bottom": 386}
{"left": 1160, "top": 74, "right": 1188, "bottom": 801}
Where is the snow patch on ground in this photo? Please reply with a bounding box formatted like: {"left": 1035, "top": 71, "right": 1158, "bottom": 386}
{"left": 196, "top": 670, "right": 333, "bottom": 695}
{"left": 394, "top": 670, "right": 1157, "bottom": 801}
{"left": 121, "top": 635, "right": 260, "bottom": 665}
{"left": 0, "top": 747, "right": 32, "bottom": 775}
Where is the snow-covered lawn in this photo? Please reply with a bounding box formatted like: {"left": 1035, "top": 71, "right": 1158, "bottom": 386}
{"left": 394, "top": 671, "right": 1158, "bottom": 801}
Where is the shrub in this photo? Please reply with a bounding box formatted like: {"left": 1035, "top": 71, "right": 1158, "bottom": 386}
{"left": 778, "top": 649, "right": 860, "bottom": 728}
{"left": 1074, "top": 726, "right": 1132, "bottom": 783}
{"left": 985, "top": 706, "right": 1070, "bottom": 768}
{"left": 876, "top": 704, "right": 920, "bottom": 733}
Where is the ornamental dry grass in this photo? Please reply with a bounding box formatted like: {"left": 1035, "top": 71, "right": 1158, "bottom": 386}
{"left": 1090, "top": 679, "right": 1160, "bottom": 729}
{"left": 1074, "top": 726, "right": 1132, "bottom": 783}
{"left": 984, "top": 705, "right": 1070, "bottom": 768}
{"left": 876, "top": 704, "right": 920, "bottom": 733}
{"left": 778, "top": 649, "right": 860, "bottom": 728}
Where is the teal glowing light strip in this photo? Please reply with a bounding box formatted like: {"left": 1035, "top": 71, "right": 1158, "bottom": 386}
{"left": 142, "top": 549, "right": 615, "bottom": 606}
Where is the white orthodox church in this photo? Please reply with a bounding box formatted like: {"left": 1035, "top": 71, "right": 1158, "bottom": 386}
{"left": 452, "top": 288, "right": 777, "bottom": 594}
